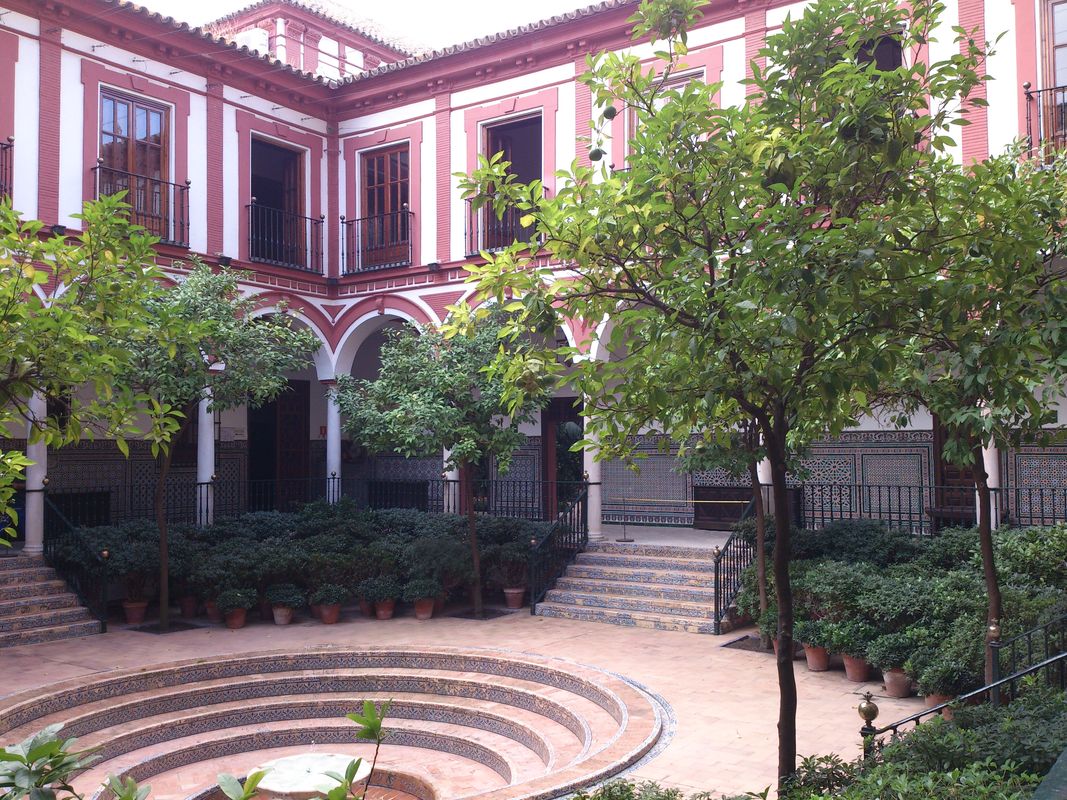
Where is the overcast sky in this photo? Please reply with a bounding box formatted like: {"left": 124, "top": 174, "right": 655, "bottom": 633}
{"left": 134, "top": 0, "right": 598, "bottom": 51}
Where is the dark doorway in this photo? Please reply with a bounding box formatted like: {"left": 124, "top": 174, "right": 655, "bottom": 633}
{"left": 249, "top": 138, "right": 306, "bottom": 268}
{"left": 541, "top": 397, "right": 583, "bottom": 518}
{"left": 247, "top": 379, "right": 310, "bottom": 511}
{"left": 929, "top": 416, "right": 977, "bottom": 530}
{"left": 483, "top": 115, "right": 541, "bottom": 250}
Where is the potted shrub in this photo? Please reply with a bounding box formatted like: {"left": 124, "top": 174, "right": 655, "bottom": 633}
{"left": 794, "top": 619, "right": 832, "bottom": 672}
{"left": 868, "top": 631, "right": 919, "bottom": 698}
{"left": 487, "top": 542, "right": 529, "bottom": 609}
{"left": 95, "top": 521, "right": 158, "bottom": 625}
{"left": 916, "top": 656, "right": 973, "bottom": 716}
{"left": 216, "top": 588, "right": 256, "bottom": 629}
{"left": 265, "top": 583, "right": 305, "bottom": 625}
{"left": 358, "top": 576, "right": 401, "bottom": 620}
{"left": 403, "top": 578, "right": 443, "bottom": 620}
{"left": 825, "top": 620, "right": 877, "bottom": 682}
{"left": 310, "top": 584, "right": 348, "bottom": 624}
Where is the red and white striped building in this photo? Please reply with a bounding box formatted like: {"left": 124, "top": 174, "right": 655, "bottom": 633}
{"left": 2, "top": 0, "right": 1065, "bottom": 552}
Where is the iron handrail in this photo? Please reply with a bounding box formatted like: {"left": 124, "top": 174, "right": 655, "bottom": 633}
{"left": 1024, "top": 82, "right": 1067, "bottom": 158}
{"left": 862, "top": 651, "right": 1067, "bottom": 757}
{"left": 341, "top": 209, "right": 414, "bottom": 273}
{"left": 42, "top": 495, "right": 109, "bottom": 631}
{"left": 712, "top": 504, "right": 757, "bottom": 634}
{"left": 0, "top": 138, "right": 12, "bottom": 200}
{"left": 93, "top": 163, "right": 190, "bottom": 247}
{"left": 528, "top": 484, "right": 589, "bottom": 611}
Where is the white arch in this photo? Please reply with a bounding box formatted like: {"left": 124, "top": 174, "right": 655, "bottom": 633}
{"left": 249, "top": 305, "right": 334, "bottom": 381}
{"left": 331, "top": 309, "right": 422, "bottom": 377}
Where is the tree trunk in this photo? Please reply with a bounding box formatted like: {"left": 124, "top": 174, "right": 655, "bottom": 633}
{"left": 155, "top": 444, "right": 175, "bottom": 633}
{"left": 460, "top": 462, "right": 484, "bottom": 618}
{"left": 747, "top": 459, "right": 770, "bottom": 650}
{"left": 972, "top": 444, "right": 1003, "bottom": 685}
{"left": 767, "top": 437, "right": 797, "bottom": 787}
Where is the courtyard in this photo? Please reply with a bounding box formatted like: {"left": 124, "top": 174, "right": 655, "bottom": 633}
{"left": 0, "top": 605, "right": 922, "bottom": 799}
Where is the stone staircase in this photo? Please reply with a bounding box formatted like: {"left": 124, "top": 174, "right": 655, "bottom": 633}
{"left": 0, "top": 553, "right": 102, "bottom": 647}
{"left": 534, "top": 542, "right": 721, "bottom": 634}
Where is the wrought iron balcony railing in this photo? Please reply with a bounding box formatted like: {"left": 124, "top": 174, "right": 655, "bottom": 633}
{"left": 341, "top": 208, "right": 413, "bottom": 273}
{"left": 0, "top": 138, "right": 12, "bottom": 201}
{"left": 247, "top": 198, "right": 324, "bottom": 273}
{"left": 1025, "top": 82, "right": 1067, "bottom": 158}
{"left": 465, "top": 197, "right": 541, "bottom": 257}
{"left": 94, "top": 163, "right": 190, "bottom": 247}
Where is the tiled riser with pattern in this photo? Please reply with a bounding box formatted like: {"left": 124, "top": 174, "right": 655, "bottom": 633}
{"left": 0, "top": 647, "right": 665, "bottom": 800}
{"left": 535, "top": 543, "right": 720, "bottom": 634}
{"left": 0, "top": 555, "right": 101, "bottom": 646}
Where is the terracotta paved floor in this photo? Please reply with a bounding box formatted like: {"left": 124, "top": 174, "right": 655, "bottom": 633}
{"left": 0, "top": 611, "right": 922, "bottom": 797}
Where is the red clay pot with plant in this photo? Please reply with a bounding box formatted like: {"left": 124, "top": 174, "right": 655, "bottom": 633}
{"left": 122, "top": 600, "right": 149, "bottom": 625}
{"left": 413, "top": 598, "right": 435, "bottom": 620}
{"left": 374, "top": 599, "right": 396, "bottom": 620}
{"left": 503, "top": 587, "right": 525, "bottom": 609}
{"left": 842, "top": 655, "right": 872, "bottom": 682}
{"left": 272, "top": 606, "right": 294, "bottom": 625}
{"left": 319, "top": 603, "right": 341, "bottom": 624}
{"left": 225, "top": 608, "right": 247, "bottom": 629}
{"left": 803, "top": 644, "right": 830, "bottom": 672}
{"left": 883, "top": 668, "right": 913, "bottom": 698}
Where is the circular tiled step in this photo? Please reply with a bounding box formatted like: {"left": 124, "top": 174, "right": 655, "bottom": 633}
{"left": 0, "top": 647, "right": 666, "bottom": 800}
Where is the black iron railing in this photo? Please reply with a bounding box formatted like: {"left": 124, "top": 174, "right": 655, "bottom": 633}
{"left": 94, "top": 163, "right": 190, "bottom": 247}
{"left": 247, "top": 199, "right": 323, "bottom": 272}
{"left": 799, "top": 482, "right": 995, "bottom": 535}
{"left": 862, "top": 651, "right": 1067, "bottom": 758}
{"left": 990, "top": 614, "right": 1067, "bottom": 703}
{"left": 1025, "top": 83, "right": 1067, "bottom": 158}
{"left": 42, "top": 496, "right": 109, "bottom": 631}
{"left": 342, "top": 209, "right": 413, "bottom": 272}
{"left": 1003, "top": 486, "right": 1067, "bottom": 527}
{"left": 529, "top": 485, "right": 588, "bottom": 611}
{"left": 0, "top": 137, "right": 12, "bottom": 200}
{"left": 712, "top": 503, "right": 757, "bottom": 634}
{"left": 465, "top": 197, "right": 541, "bottom": 257}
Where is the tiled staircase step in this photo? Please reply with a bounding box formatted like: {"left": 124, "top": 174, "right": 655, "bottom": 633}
{"left": 544, "top": 589, "right": 715, "bottom": 619}
{"left": 0, "top": 578, "right": 71, "bottom": 600}
{"left": 575, "top": 552, "right": 717, "bottom": 573}
{"left": 564, "top": 564, "right": 714, "bottom": 587}
{"left": 0, "top": 593, "right": 80, "bottom": 617}
{"left": 535, "top": 602, "right": 719, "bottom": 634}
{"left": 586, "top": 541, "right": 723, "bottom": 559}
{"left": 0, "top": 605, "right": 92, "bottom": 632}
{"left": 0, "top": 554, "right": 46, "bottom": 571}
{"left": 0, "top": 618, "right": 102, "bottom": 648}
{"left": 0, "top": 567, "right": 57, "bottom": 587}
{"left": 554, "top": 576, "right": 716, "bottom": 603}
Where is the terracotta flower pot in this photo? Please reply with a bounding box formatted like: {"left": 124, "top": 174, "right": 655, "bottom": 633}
{"left": 205, "top": 600, "right": 223, "bottom": 623}
{"left": 374, "top": 599, "right": 396, "bottom": 620}
{"left": 224, "top": 608, "right": 247, "bottom": 629}
{"left": 359, "top": 599, "right": 374, "bottom": 618}
{"left": 771, "top": 638, "right": 803, "bottom": 659}
{"left": 842, "top": 654, "right": 872, "bottom": 683}
{"left": 258, "top": 598, "right": 273, "bottom": 622}
{"left": 122, "top": 600, "right": 149, "bottom": 625}
{"left": 179, "top": 595, "right": 198, "bottom": 619}
{"left": 319, "top": 603, "right": 341, "bottom": 624}
{"left": 413, "top": 597, "right": 434, "bottom": 620}
{"left": 272, "top": 605, "right": 294, "bottom": 625}
{"left": 310, "top": 603, "right": 323, "bottom": 620}
{"left": 883, "top": 667, "right": 913, "bottom": 698}
{"left": 924, "top": 693, "right": 956, "bottom": 719}
{"left": 803, "top": 644, "right": 830, "bottom": 672}
{"left": 503, "top": 587, "right": 525, "bottom": 609}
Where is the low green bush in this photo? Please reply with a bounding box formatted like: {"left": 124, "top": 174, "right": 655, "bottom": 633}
{"left": 402, "top": 577, "right": 443, "bottom": 602}
{"left": 822, "top": 619, "right": 878, "bottom": 659}
{"left": 265, "top": 583, "right": 304, "bottom": 609}
{"left": 215, "top": 588, "right": 255, "bottom": 614}
{"left": 357, "top": 575, "right": 401, "bottom": 603}
{"left": 804, "top": 760, "right": 1040, "bottom": 800}
{"left": 309, "top": 583, "right": 348, "bottom": 606}
{"left": 569, "top": 780, "right": 712, "bottom": 800}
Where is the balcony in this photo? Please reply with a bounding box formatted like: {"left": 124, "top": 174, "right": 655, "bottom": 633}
{"left": 1025, "top": 83, "right": 1067, "bottom": 158}
{"left": 247, "top": 199, "right": 323, "bottom": 273}
{"left": 465, "top": 197, "right": 541, "bottom": 257}
{"left": 94, "top": 163, "right": 190, "bottom": 247}
{"left": 341, "top": 208, "right": 413, "bottom": 273}
{"left": 1, "top": 137, "right": 13, "bottom": 200}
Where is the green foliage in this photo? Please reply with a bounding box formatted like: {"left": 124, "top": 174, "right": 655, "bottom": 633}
{"left": 215, "top": 588, "right": 256, "bottom": 614}
{"left": 992, "top": 525, "right": 1067, "bottom": 589}
{"left": 105, "top": 775, "right": 150, "bottom": 800}
{"left": 484, "top": 540, "right": 530, "bottom": 586}
{"left": 401, "top": 578, "right": 442, "bottom": 602}
{"left": 867, "top": 631, "right": 923, "bottom": 671}
{"left": 265, "top": 583, "right": 305, "bottom": 609}
{"left": 310, "top": 583, "right": 349, "bottom": 606}
{"left": 569, "top": 780, "right": 713, "bottom": 800}
{"left": 217, "top": 772, "right": 267, "bottom": 800}
{"left": 0, "top": 724, "right": 98, "bottom": 800}
{"left": 801, "top": 760, "right": 1039, "bottom": 800}
{"left": 0, "top": 196, "right": 175, "bottom": 541}
{"left": 794, "top": 619, "right": 832, "bottom": 649}
{"left": 356, "top": 576, "right": 401, "bottom": 603}
{"left": 781, "top": 753, "right": 860, "bottom": 797}
{"left": 821, "top": 619, "right": 878, "bottom": 659}
{"left": 793, "top": 521, "right": 924, "bottom": 567}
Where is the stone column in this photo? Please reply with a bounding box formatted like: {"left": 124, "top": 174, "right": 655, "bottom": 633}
{"left": 323, "top": 380, "right": 342, "bottom": 502}
{"left": 196, "top": 393, "right": 214, "bottom": 526}
{"left": 756, "top": 458, "right": 773, "bottom": 516}
{"left": 443, "top": 449, "right": 460, "bottom": 513}
{"left": 23, "top": 392, "right": 47, "bottom": 555}
{"left": 981, "top": 442, "right": 1001, "bottom": 529}
{"left": 583, "top": 443, "right": 604, "bottom": 542}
